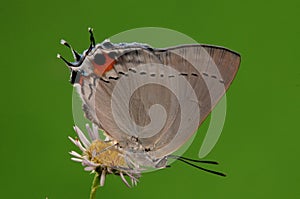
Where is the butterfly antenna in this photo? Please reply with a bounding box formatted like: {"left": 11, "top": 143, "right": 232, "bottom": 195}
{"left": 168, "top": 155, "right": 226, "bottom": 177}
{"left": 169, "top": 155, "right": 219, "bottom": 164}
{"left": 60, "top": 39, "right": 82, "bottom": 62}
{"left": 59, "top": 28, "right": 96, "bottom": 67}
{"left": 176, "top": 158, "right": 226, "bottom": 177}
{"left": 57, "top": 54, "right": 77, "bottom": 67}
{"left": 88, "top": 27, "right": 96, "bottom": 47}
{"left": 83, "top": 27, "right": 96, "bottom": 57}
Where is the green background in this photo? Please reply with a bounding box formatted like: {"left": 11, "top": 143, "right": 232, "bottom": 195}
{"left": 0, "top": 0, "right": 299, "bottom": 198}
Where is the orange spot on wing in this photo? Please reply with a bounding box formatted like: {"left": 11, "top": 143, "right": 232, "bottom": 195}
{"left": 92, "top": 53, "right": 115, "bottom": 77}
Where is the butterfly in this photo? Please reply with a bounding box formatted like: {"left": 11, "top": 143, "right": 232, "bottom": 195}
{"left": 58, "top": 28, "right": 240, "bottom": 187}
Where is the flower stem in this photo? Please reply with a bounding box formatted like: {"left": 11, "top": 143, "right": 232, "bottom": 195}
{"left": 90, "top": 173, "right": 100, "bottom": 199}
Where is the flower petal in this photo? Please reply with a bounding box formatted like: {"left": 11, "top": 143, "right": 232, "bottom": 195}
{"left": 120, "top": 172, "right": 131, "bottom": 188}
{"left": 68, "top": 136, "right": 77, "bottom": 146}
{"left": 69, "top": 151, "right": 82, "bottom": 158}
{"left": 100, "top": 169, "right": 106, "bottom": 187}
{"left": 125, "top": 172, "right": 139, "bottom": 183}
{"left": 76, "top": 140, "right": 87, "bottom": 152}
{"left": 86, "top": 124, "right": 97, "bottom": 141}
{"left": 82, "top": 159, "right": 100, "bottom": 167}
{"left": 69, "top": 136, "right": 86, "bottom": 152}
{"left": 71, "top": 158, "right": 83, "bottom": 163}
{"left": 73, "top": 126, "right": 91, "bottom": 148}
{"left": 84, "top": 166, "right": 95, "bottom": 171}
{"left": 92, "top": 123, "right": 100, "bottom": 140}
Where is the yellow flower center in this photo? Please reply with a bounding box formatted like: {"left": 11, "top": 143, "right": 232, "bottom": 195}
{"left": 85, "top": 140, "right": 127, "bottom": 168}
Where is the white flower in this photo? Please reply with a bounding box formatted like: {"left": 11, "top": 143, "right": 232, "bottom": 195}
{"left": 69, "top": 123, "right": 140, "bottom": 187}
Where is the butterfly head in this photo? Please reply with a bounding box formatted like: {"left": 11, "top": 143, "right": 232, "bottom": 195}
{"left": 57, "top": 28, "right": 122, "bottom": 85}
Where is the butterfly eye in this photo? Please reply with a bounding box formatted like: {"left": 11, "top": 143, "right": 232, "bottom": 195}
{"left": 94, "top": 53, "right": 106, "bottom": 65}
{"left": 108, "top": 51, "right": 118, "bottom": 59}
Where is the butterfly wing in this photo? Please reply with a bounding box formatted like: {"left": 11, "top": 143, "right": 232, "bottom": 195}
{"left": 148, "top": 45, "right": 240, "bottom": 157}
{"left": 78, "top": 44, "right": 240, "bottom": 159}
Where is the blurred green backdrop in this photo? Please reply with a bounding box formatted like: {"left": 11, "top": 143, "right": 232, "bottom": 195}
{"left": 0, "top": 0, "right": 299, "bottom": 198}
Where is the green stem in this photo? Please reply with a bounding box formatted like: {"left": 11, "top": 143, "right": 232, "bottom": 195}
{"left": 90, "top": 173, "right": 100, "bottom": 199}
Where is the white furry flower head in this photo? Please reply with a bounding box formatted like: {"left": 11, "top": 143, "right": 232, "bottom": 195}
{"left": 69, "top": 123, "right": 140, "bottom": 188}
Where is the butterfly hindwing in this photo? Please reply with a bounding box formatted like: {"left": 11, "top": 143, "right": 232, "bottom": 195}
{"left": 78, "top": 44, "right": 240, "bottom": 158}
